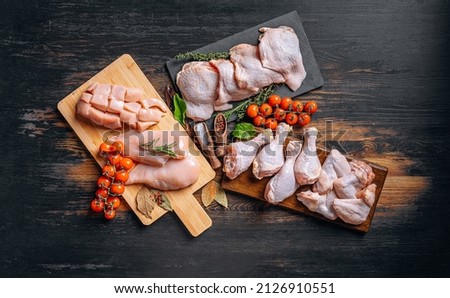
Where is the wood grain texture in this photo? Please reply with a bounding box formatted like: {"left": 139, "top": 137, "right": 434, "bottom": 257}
{"left": 1, "top": 0, "right": 450, "bottom": 277}
{"left": 57, "top": 54, "right": 215, "bottom": 236}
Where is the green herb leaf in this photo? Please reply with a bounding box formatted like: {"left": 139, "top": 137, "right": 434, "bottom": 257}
{"left": 176, "top": 51, "right": 230, "bottom": 61}
{"left": 158, "top": 194, "right": 173, "bottom": 212}
{"left": 232, "top": 122, "right": 257, "bottom": 140}
{"left": 173, "top": 93, "right": 187, "bottom": 125}
{"left": 140, "top": 138, "right": 178, "bottom": 158}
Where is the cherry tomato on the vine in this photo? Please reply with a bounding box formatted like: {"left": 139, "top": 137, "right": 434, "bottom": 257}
{"left": 253, "top": 115, "right": 266, "bottom": 127}
{"left": 259, "top": 103, "right": 273, "bottom": 117}
{"left": 112, "top": 141, "right": 124, "bottom": 155}
{"left": 285, "top": 113, "right": 299, "bottom": 125}
{"left": 298, "top": 113, "right": 311, "bottom": 127}
{"left": 91, "top": 198, "right": 105, "bottom": 213}
{"left": 104, "top": 208, "right": 116, "bottom": 220}
{"left": 97, "top": 176, "right": 111, "bottom": 189}
{"left": 274, "top": 108, "right": 286, "bottom": 122}
{"left": 246, "top": 104, "right": 259, "bottom": 118}
{"left": 110, "top": 183, "right": 125, "bottom": 195}
{"left": 99, "top": 143, "right": 116, "bottom": 156}
{"left": 268, "top": 94, "right": 281, "bottom": 107}
{"left": 291, "top": 100, "right": 303, "bottom": 113}
{"left": 102, "top": 164, "right": 116, "bottom": 178}
{"left": 280, "top": 97, "right": 293, "bottom": 110}
{"left": 118, "top": 157, "right": 134, "bottom": 171}
{"left": 304, "top": 101, "right": 318, "bottom": 115}
{"left": 265, "top": 118, "right": 278, "bottom": 130}
{"left": 95, "top": 188, "right": 108, "bottom": 199}
{"left": 114, "top": 171, "right": 129, "bottom": 183}
{"left": 108, "top": 154, "right": 123, "bottom": 166}
{"left": 107, "top": 196, "right": 121, "bottom": 210}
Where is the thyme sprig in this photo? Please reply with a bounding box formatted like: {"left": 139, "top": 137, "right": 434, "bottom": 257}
{"left": 175, "top": 51, "right": 230, "bottom": 61}
{"left": 140, "top": 138, "right": 178, "bottom": 158}
{"left": 222, "top": 84, "right": 280, "bottom": 121}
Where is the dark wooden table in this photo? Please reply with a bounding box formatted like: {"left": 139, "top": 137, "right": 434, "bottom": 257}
{"left": 1, "top": 0, "right": 449, "bottom": 277}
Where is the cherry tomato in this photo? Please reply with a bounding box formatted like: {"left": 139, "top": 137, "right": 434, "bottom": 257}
{"left": 304, "top": 101, "right": 318, "bottom": 115}
{"left": 99, "top": 143, "right": 116, "bottom": 156}
{"left": 107, "top": 196, "right": 121, "bottom": 210}
{"left": 259, "top": 103, "right": 273, "bottom": 117}
{"left": 118, "top": 157, "right": 134, "bottom": 171}
{"left": 91, "top": 198, "right": 105, "bottom": 213}
{"left": 114, "top": 170, "right": 129, "bottom": 183}
{"left": 97, "top": 176, "right": 111, "bottom": 189}
{"left": 285, "top": 113, "right": 299, "bottom": 125}
{"left": 298, "top": 113, "right": 311, "bottom": 127}
{"left": 265, "top": 118, "right": 278, "bottom": 130}
{"left": 274, "top": 108, "right": 286, "bottom": 122}
{"left": 110, "top": 183, "right": 125, "bottom": 195}
{"left": 253, "top": 115, "right": 266, "bottom": 127}
{"left": 95, "top": 188, "right": 108, "bottom": 200}
{"left": 280, "top": 97, "right": 292, "bottom": 110}
{"left": 102, "top": 164, "right": 116, "bottom": 178}
{"left": 112, "top": 141, "right": 124, "bottom": 155}
{"left": 268, "top": 94, "right": 281, "bottom": 107}
{"left": 246, "top": 104, "right": 259, "bottom": 118}
{"left": 104, "top": 208, "right": 116, "bottom": 220}
{"left": 108, "top": 154, "right": 123, "bottom": 166}
{"left": 291, "top": 100, "right": 303, "bottom": 113}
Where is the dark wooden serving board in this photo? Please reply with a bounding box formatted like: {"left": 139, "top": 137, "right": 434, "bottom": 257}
{"left": 166, "top": 10, "right": 324, "bottom": 99}
{"left": 222, "top": 147, "right": 388, "bottom": 233}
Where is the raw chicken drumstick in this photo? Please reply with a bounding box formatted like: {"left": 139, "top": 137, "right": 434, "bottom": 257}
{"left": 294, "top": 127, "right": 321, "bottom": 185}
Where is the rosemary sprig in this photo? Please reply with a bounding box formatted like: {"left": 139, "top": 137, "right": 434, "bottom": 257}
{"left": 175, "top": 51, "right": 230, "bottom": 61}
{"left": 140, "top": 138, "right": 178, "bottom": 158}
{"left": 222, "top": 84, "right": 279, "bottom": 121}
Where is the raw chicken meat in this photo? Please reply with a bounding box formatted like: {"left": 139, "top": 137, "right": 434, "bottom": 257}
{"left": 77, "top": 83, "right": 166, "bottom": 131}
{"left": 333, "top": 160, "right": 375, "bottom": 200}
{"left": 294, "top": 127, "right": 321, "bottom": 185}
{"left": 110, "top": 130, "right": 189, "bottom": 167}
{"left": 176, "top": 61, "right": 219, "bottom": 121}
{"left": 127, "top": 153, "right": 200, "bottom": 190}
{"left": 230, "top": 44, "right": 285, "bottom": 92}
{"left": 297, "top": 189, "right": 338, "bottom": 220}
{"left": 264, "top": 140, "right": 302, "bottom": 204}
{"left": 209, "top": 59, "right": 257, "bottom": 111}
{"left": 313, "top": 149, "right": 351, "bottom": 194}
{"left": 356, "top": 183, "right": 377, "bottom": 207}
{"left": 223, "top": 130, "right": 272, "bottom": 179}
{"left": 332, "top": 198, "right": 370, "bottom": 225}
{"left": 258, "top": 26, "right": 306, "bottom": 91}
{"left": 253, "top": 123, "right": 291, "bottom": 179}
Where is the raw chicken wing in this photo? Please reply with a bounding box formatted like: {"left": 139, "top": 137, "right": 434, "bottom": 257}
{"left": 313, "top": 149, "right": 351, "bottom": 194}
{"left": 297, "top": 190, "right": 338, "bottom": 220}
{"left": 332, "top": 198, "right": 370, "bottom": 225}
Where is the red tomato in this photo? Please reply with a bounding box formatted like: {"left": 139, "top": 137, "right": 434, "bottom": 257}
{"left": 97, "top": 176, "right": 111, "bottom": 189}
{"left": 304, "top": 101, "right": 318, "bottom": 115}
{"left": 280, "top": 97, "right": 292, "bottom": 110}
{"left": 99, "top": 143, "right": 116, "bottom": 157}
{"left": 110, "top": 183, "right": 125, "bottom": 195}
{"left": 118, "top": 157, "right": 134, "bottom": 171}
{"left": 253, "top": 115, "right": 266, "bottom": 127}
{"left": 112, "top": 141, "right": 124, "bottom": 155}
{"left": 107, "top": 196, "right": 121, "bottom": 210}
{"left": 246, "top": 104, "right": 259, "bottom": 118}
{"left": 104, "top": 208, "right": 116, "bottom": 220}
{"left": 291, "top": 100, "right": 303, "bottom": 112}
{"left": 90, "top": 198, "right": 105, "bottom": 213}
{"left": 108, "top": 154, "right": 123, "bottom": 166}
{"left": 114, "top": 171, "right": 129, "bottom": 183}
{"left": 298, "top": 113, "right": 311, "bottom": 127}
{"left": 265, "top": 118, "right": 278, "bottom": 130}
{"left": 268, "top": 94, "right": 281, "bottom": 107}
{"left": 259, "top": 103, "right": 273, "bottom": 117}
{"left": 95, "top": 188, "right": 108, "bottom": 200}
{"left": 285, "top": 113, "right": 299, "bottom": 125}
{"left": 274, "top": 108, "right": 286, "bottom": 122}
{"left": 102, "top": 164, "right": 116, "bottom": 178}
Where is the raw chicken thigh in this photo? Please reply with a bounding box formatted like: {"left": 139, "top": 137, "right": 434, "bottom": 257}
{"left": 223, "top": 130, "right": 272, "bottom": 179}
{"left": 294, "top": 127, "right": 321, "bottom": 185}
{"left": 297, "top": 189, "right": 338, "bottom": 220}
{"left": 253, "top": 123, "right": 291, "bottom": 179}
{"left": 265, "top": 140, "right": 302, "bottom": 204}
{"left": 313, "top": 149, "right": 351, "bottom": 194}
{"left": 258, "top": 26, "right": 307, "bottom": 91}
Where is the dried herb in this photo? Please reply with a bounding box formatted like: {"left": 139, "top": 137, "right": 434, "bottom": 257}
{"left": 222, "top": 84, "right": 279, "bottom": 121}
{"left": 136, "top": 186, "right": 173, "bottom": 219}
{"left": 176, "top": 51, "right": 230, "bottom": 61}
{"left": 173, "top": 93, "right": 186, "bottom": 125}
{"left": 232, "top": 122, "right": 257, "bottom": 140}
{"left": 140, "top": 138, "right": 178, "bottom": 158}
{"left": 201, "top": 181, "right": 228, "bottom": 208}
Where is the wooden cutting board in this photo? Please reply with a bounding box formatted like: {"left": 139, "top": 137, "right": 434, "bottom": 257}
{"left": 222, "top": 147, "right": 388, "bottom": 233}
{"left": 57, "top": 54, "right": 215, "bottom": 237}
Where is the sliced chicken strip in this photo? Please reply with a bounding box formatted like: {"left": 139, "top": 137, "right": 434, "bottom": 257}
{"left": 138, "top": 108, "right": 165, "bottom": 122}
{"left": 91, "top": 83, "right": 112, "bottom": 97}
{"left": 124, "top": 102, "right": 142, "bottom": 114}
{"left": 265, "top": 140, "right": 302, "bottom": 204}
{"left": 258, "top": 26, "right": 306, "bottom": 91}
{"left": 76, "top": 101, "right": 91, "bottom": 118}
{"left": 140, "top": 98, "right": 167, "bottom": 112}
{"left": 127, "top": 153, "right": 200, "bottom": 190}
{"left": 137, "top": 121, "right": 158, "bottom": 132}
{"left": 107, "top": 98, "right": 124, "bottom": 114}
{"left": 297, "top": 190, "right": 338, "bottom": 220}
{"left": 103, "top": 112, "right": 121, "bottom": 130}
{"left": 119, "top": 109, "right": 137, "bottom": 128}
{"left": 90, "top": 93, "right": 109, "bottom": 112}
{"left": 80, "top": 92, "right": 92, "bottom": 103}
{"left": 125, "top": 87, "right": 144, "bottom": 102}
{"left": 333, "top": 198, "right": 370, "bottom": 225}
{"left": 253, "top": 123, "right": 291, "bottom": 179}
{"left": 109, "top": 84, "right": 127, "bottom": 101}
{"left": 230, "top": 44, "right": 285, "bottom": 92}
{"left": 313, "top": 149, "right": 351, "bottom": 194}
{"left": 294, "top": 127, "right": 321, "bottom": 185}
{"left": 176, "top": 61, "right": 219, "bottom": 121}
{"left": 223, "top": 130, "right": 272, "bottom": 179}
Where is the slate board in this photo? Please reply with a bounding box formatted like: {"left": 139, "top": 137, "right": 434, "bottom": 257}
{"left": 166, "top": 10, "right": 324, "bottom": 99}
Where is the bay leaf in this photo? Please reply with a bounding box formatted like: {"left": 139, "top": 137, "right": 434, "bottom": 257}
{"left": 201, "top": 180, "right": 217, "bottom": 207}
{"left": 214, "top": 182, "right": 228, "bottom": 209}
{"left": 136, "top": 186, "right": 156, "bottom": 219}
{"left": 158, "top": 194, "right": 173, "bottom": 212}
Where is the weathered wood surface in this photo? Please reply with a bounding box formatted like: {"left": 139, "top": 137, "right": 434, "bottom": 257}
{"left": 1, "top": 0, "right": 449, "bottom": 277}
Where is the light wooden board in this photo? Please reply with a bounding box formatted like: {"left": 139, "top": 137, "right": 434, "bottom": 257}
{"left": 222, "top": 146, "right": 388, "bottom": 233}
{"left": 57, "top": 54, "right": 215, "bottom": 237}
